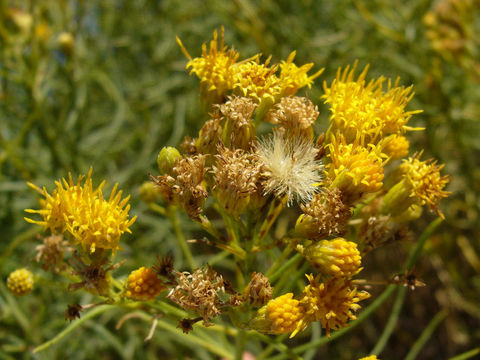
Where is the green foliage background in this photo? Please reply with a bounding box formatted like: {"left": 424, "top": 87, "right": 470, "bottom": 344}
{"left": 1, "top": 0, "right": 479, "bottom": 359}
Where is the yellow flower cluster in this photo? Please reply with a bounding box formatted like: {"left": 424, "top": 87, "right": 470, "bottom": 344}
{"left": 125, "top": 267, "right": 164, "bottom": 301}
{"left": 323, "top": 63, "right": 422, "bottom": 145}
{"left": 7, "top": 268, "right": 34, "bottom": 296}
{"left": 177, "top": 28, "right": 323, "bottom": 109}
{"left": 25, "top": 168, "right": 136, "bottom": 254}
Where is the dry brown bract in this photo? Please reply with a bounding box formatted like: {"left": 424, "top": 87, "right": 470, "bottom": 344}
{"left": 265, "top": 96, "right": 318, "bottom": 140}
{"left": 35, "top": 234, "right": 73, "bottom": 273}
{"left": 168, "top": 266, "right": 225, "bottom": 325}
{"left": 152, "top": 155, "right": 208, "bottom": 219}
{"left": 244, "top": 272, "right": 273, "bottom": 307}
{"left": 217, "top": 96, "right": 256, "bottom": 149}
{"left": 297, "top": 188, "right": 351, "bottom": 239}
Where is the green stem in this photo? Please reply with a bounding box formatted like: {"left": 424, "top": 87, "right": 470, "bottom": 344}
{"left": 134, "top": 312, "right": 234, "bottom": 359}
{"left": 265, "top": 240, "right": 297, "bottom": 279}
{"left": 371, "top": 286, "right": 407, "bottom": 355}
{"left": 449, "top": 348, "right": 480, "bottom": 360}
{"left": 267, "top": 253, "right": 302, "bottom": 282}
{"left": 254, "top": 196, "right": 286, "bottom": 248}
{"left": 33, "top": 305, "right": 112, "bottom": 353}
{"left": 405, "top": 217, "right": 443, "bottom": 271}
{"left": 167, "top": 205, "right": 196, "bottom": 270}
{"left": 235, "top": 329, "right": 247, "bottom": 360}
{"left": 404, "top": 309, "right": 448, "bottom": 360}
{"left": 148, "top": 203, "right": 167, "bottom": 216}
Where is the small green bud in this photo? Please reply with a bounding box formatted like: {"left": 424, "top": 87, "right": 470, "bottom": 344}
{"left": 157, "top": 147, "right": 181, "bottom": 175}
{"left": 139, "top": 181, "right": 160, "bottom": 204}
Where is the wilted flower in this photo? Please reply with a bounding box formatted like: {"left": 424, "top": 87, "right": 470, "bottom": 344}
{"left": 295, "top": 188, "right": 351, "bottom": 240}
{"left": 256, "top": 131, "right": 323, "bottom": 204}
{"left": 168, "top": 266, "right": 225, "bottom": 325}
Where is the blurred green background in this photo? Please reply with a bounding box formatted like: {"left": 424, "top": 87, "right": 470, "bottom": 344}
{"left": 1, "top": 0, "right": 479, "bottom": 359}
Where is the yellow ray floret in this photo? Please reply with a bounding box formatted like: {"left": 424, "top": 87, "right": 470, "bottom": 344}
{"left": 322, "top": 62, "right": 422, "bottom": 144}
{"left": 279, "top": 51, "right": 324, "bottom": 96}
{"left": 25, "top": 168, "right": 136, "bottom": 254}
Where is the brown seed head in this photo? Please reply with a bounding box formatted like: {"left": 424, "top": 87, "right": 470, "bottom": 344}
{"left": 244, "top": 272, "right": 273, "bottom": 307}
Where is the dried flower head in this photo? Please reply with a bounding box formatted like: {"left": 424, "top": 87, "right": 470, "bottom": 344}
{"left": 168, "top": 266, "right": 225, "bottom": 325}
{"left": 126, "top": 267, "right": 164, "bottom": 301}
{"left": 322, "top": 62, "right": 422, "bottom": 145}
{"left": 152, "top": 155, "right": 208, "bottom": 219}
{"left": 69, "top": 252, "right": 123, "bottom": 296}
{"left": 243, "top": 272, "right": 273, "bottom": 307}
{"left": 218, "top": 96, "right": 256, "bottom": 149}
{"left": 256, "top": 131, "right": 323, "bottom": 204}
{"left": 178, "top": 317, "right": 203, "bottom": 334}
{"left": 297, "top": 238, "right": 363, "bottom": 278}
{"left": 327, "top": 135, "right": 385, "bottom": 203}
{"left": 65, "top": 304, "right": 83, "bottom": 322}
{"left": 196, "top": 115, "right": 223, "bottom": 155}
{"left": 265, "top": 96, "right": 319, "bottom": 140}
{"left": 358, "top": 215, "right": 393, "bottom": 251}
{"left": 249, "top": 293, "right": 304, "bottom": 335}
{"left": 296, "top": 274, "right": 370, "bottom": 337}
{"left": 7, "top": 268, "right": 34, "bottom": 296}
{"left": 279, "top": 51, "right": 324, "bottom": 96}
{"left": 392, "top": 269, "right": 426, "bottom": 291}
{"left": 35, "top": 234, "right": 72, "bottom": 273}
{"left": 212, "top": 147, "right": 260, "bottom": 216}
{"left": 295, "top": 188, "right": 351, "bottom": 240}
{"left": 25, "top": 168, "right": 137, "bottom": 254}
{"left": 153, "top": 254, "right": 175, "bottom": 282}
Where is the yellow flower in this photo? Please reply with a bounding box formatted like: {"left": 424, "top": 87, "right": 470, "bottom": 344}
{"left": 382, "top": 152, "right": 450, "bottom": 218}
{"left": 296, "top": 274, "right": 370, "bottom": 337}
{"left": 7, "top": 268, "right": 34, "bottom": 296}
{"left": 279, "top": 51, "right": 324, "bottom": 96}
{"left": 249, "top": 293, "right": 304, "bottom": 335}
{"left": 297, "top": 238, "right": 363, "bottom": 278}
{"left": 322, "top": 62, "right": 422, "bottom": 145}
{"left": 378, "top": 134, "right": 410, "bottom": 160}
{"left": 25, "top": 169, "right": 136, "bottom": 254}
{"left": 176, "top": 27, "right": 241, "bottom": 103}
{"left": 359, "top": 356, "right": 380, "bottom": 360}
{"left": 126, "top": 267, "right": 164, "bottom": 301}
{"left": 232, "top": 57, "right": 282, "bottom": 106}
{"left": 326, "top": 135, "right": 386, "bottom": 203}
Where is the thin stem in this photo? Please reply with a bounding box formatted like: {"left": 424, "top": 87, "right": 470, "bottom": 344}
{"left": 404, "top": 309, "right": 448, "bottom": 360}
{"left": 253, "top": 196, "right": 286, "bottom": 248}
{"left": 371, "top": 286, "right": 407, "bottom": 355}
{"left": 405, "top": 217, "right": 443, "bottom": 271}
{"left": 148, "top": 203, "right": 167, "bottom": 216}
{"left": 267, "top": 253, "right": 302, "bottom": 282}
{"left": 448, "top": 348, "right": 480, "bottom": 360}
{"left": 167, "top": 205, "right": 196, "bottom": 270}
{"left": 33, "top": 305, "right": 112, "bottom": 353}
{"left": 235, "top": 329, "right": 247, "bottom": 360}
{"left": 265, "top": 240, "right": 297, "bottom": 279}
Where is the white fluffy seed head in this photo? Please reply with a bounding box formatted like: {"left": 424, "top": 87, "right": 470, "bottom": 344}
{"left": 256, "top": 132, "right": 323, "bottom": 204}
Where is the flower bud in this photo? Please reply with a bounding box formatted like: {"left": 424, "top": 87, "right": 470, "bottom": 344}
{"left": 7, "top": 268, "right": 34, "bottom": 296}
{"left": 125, "top": 267, "right": 164, "bottom": 301}
{"left": 157, "top": 147, "right": 181, "bottom": 175}
{"left": 139, "top": 181, "right": 160, "bottom": 203}
{"left": 297, "top": 238, "right": 362, "bottom": 277}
